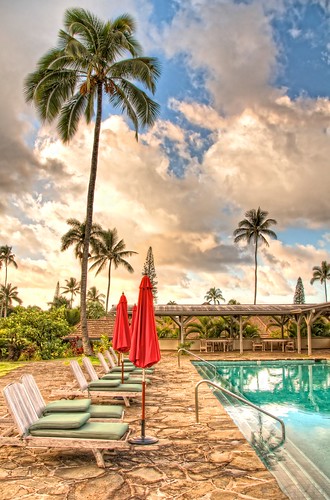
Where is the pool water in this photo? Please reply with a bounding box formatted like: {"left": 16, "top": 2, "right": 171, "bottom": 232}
{"left": 194, "top": 360, "right": 330, "bottom": 500}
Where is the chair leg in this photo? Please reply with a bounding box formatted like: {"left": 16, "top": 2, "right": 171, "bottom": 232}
{"left": 93, "top": 449, "right": 106, "bottom": 468}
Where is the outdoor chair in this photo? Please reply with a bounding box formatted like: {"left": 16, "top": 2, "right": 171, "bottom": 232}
{"left": 21, "top": 374, "right": 124, "bottom": 421}
{"left": 200, "top": 339, "right": 207, "bottom": 353}
{"left": 1, "top": 381, "right": 130, "bottom": 468}
{"left": 83, "top": 356, "right": 150, "bottom": 385}
{"left": 96, "top": 352, "right": 151, "bottom": 383}
{"left": 104, "top": 350, "right": 154, "bottom": 374}
{"left": 70, "top": 360, "right": 142, "bottom": 407}
{"left": 285, "top": 340, "right": 295, "bottom": 352}
{"left": 252, "top": 338, "right": 264, "bottom": 351}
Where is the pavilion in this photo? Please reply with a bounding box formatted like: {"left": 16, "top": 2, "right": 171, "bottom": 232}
{"left": 116, "top": 302, "right": 330, "bottom": 356}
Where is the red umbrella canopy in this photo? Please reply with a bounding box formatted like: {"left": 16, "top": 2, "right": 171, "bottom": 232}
{"left": 129, "top": 304, "right": 137, "bottom": 336}
{"left": 129, "top": 276, "right": 161, "bottom": 368}
{"left": 112, "top": 292, "right": 131, "bottom": 353}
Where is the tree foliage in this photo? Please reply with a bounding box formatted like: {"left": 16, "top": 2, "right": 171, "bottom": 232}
{"left": 0, "top": 306, "right": 71, "bottom": 360}
{"left": 233, "top": 207, "right": 277, "bottom": 304}
{"left": 310, "top": 261, "right": 330, "bottom": 302}
{"left": 89, "top": 228, "right": 137, "bottom": 312}
{"left": 293, "top": 277, "right": 305, "bottom": 304}
{"left": 204, "top": 287, "right": 225, "bottom": 304}
{"left": 142, "top": 246, "right": 158, "bottom": 302}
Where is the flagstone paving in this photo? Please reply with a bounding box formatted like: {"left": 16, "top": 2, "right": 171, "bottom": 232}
{"left": 0, "top": 349, "right": 329, "bottom": 499}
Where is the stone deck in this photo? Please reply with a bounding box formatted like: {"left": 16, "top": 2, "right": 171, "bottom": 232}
{"left": 0, "top": 349, "right": 329, "bottom": 499}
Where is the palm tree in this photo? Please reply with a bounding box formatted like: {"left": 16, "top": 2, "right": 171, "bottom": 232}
{"left": 25, "top": 8, "right": 160, "bottom": 355}
{"left": 185, "top": 317, "right": 217, "bottom": 339}
{"left": 204, "top": 287, "right": 225, "bottom": 304}
{"left": 233, "top": 207, "right": 277, "bottom": 304}
{"left": 310, "top": 261, "right": 330, "bottom": 302}
{"left": 87, "top": 286, "right": 105, "bottom": 305}
{"left": 0, "top": 284, "right": 22, "bottom": 317}
{"left": 61, "top": 277, "right": 80, "bottom": 308}
{"left": 0, "top": 246, "right": 18, "bottom": 288}
{"left": 61, "top": 218, "right": 103, "bottom": 262}
{"left": 89, "top": 228, "right": 137, "bottom": 312}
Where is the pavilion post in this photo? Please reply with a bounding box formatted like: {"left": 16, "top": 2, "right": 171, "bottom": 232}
{"left": 239, "top": 316, "right": 243, "bottom": 354}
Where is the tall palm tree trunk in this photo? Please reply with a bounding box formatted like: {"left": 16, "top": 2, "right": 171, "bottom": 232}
{"left": 254, "top": 240, "right": 258, "bottom": 305}
{"left": 106, "top": 260, "right": 112, "bottom": 314}
{"left": 324, "top": 281, "right": 328, "bottom": 302}
{"left": 80, "top": 82, "right": 103, "bottom": 355}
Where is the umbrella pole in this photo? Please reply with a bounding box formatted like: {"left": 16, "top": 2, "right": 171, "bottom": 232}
{"left": 129, "top": 368, "right": 158, "bottom": 445}
{"left": 121, "top": 353, "right": 125, "bottom": 384}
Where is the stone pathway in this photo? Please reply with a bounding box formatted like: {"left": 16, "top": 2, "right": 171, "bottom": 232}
{"left": 0, "top": 350, "right": 328, "bottom": 499}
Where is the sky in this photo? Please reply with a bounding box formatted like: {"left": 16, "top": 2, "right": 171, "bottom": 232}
{"left": 0, "top": 0, "right": 330, "bottom": 309}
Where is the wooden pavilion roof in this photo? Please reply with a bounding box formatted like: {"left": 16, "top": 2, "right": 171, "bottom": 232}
{"left": 112, "top": 302, "right": 330, "bottom": 318}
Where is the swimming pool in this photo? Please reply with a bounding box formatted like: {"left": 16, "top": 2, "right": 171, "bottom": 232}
{"left": 193, "top": 359, "right": 330, "bottom": 500}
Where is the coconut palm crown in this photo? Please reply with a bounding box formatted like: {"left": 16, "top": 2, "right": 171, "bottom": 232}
{"left": 24, "top": 8, "right": 160, "bottom": 354}
{"left": 89, "top": 228, "right": 137, "bottom": 313}
{"left": 310, "top": 261, "right": 330, "bottom": 302}
{"left": 233, "top": 207, "right": 277, "bottom": 304}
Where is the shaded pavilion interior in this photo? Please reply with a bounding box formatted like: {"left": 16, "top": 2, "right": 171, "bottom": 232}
{"left": 116, "top": 302, "right": 330, "bottom": 356}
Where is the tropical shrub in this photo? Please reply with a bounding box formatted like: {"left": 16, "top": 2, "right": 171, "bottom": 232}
{"left": 0, "top": 306, "right": 71, "bottom": 360}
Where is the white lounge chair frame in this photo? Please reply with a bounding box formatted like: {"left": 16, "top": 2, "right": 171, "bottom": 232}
{"left": 20, "top": 374, "right": 124, "bottom": 422}
{"left": 1, "top": 381, "right": 130, "bottom": 468}
{"left": 70, "top": 360, "right": 141, "bottom": 407}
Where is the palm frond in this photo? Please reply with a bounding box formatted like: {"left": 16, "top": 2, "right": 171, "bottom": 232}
{"left": 57, "top": 91, "right": 88, "bottom": 142}
{"left": 110, "top": 57, "right": 161, "bottom": 93}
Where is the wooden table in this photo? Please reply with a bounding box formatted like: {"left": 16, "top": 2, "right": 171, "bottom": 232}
{"left": 262, "top": 339, "right": 289, "bottom": 352}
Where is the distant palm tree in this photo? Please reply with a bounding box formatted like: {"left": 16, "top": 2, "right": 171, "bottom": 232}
{"left": 87, "top": 286, "right": 105, "bottom": 305}
{"left": 185, "top": 317, "right": 217, "bottom": 339}
{"left": 0, "top": 283, "right": 22, "bottom": 317}
{"left": 61, "top": 219, "right": 103, "bottom": 262}
{"left": 89, "top": 228, "right": 137, "bottom": 312}
{"left": 0, "top": 246, "right": 18, "bottom": 288}
{"left": 24, "top": 8, "right": 160, "bottom": 355}
{"left": 204, "top": 287, "right": 225, "bottom": 304}
{"left": 233, "top": 207, "right": 277, "bottom": 304}
{"left": 61, "top": 277, "right": 81, "bottom": 308}
{"left": 310, "top": 261, "right": 330, "bottom": 302}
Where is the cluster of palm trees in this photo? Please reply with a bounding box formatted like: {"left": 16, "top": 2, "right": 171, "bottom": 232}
{"left": 0, "top": 246, "right": 21, "bottom": 317}
{"left": 61, "top": 219, "right": 136, "bottom": 312}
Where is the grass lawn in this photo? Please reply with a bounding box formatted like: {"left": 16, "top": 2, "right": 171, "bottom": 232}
{"left": 0, "top": 361, "right": 25, "bottom": 378}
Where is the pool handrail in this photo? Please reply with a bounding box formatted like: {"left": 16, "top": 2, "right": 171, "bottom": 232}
{"left": 177, "top": 348, "right": 218, "bottom": 377}
{"left": 195, "top": 379, "right": 286, "bottom": 442}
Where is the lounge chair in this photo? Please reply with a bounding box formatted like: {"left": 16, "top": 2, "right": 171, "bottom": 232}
{"left": 2, "top": 381, "right": 130, "bottom": 468}
{"left": 83, "top": 356, "right": 150, "bottom": 385}
{"left": 105, "top": 350, "right": 154, "bottom": 374}
{"left": 96, "top": 353, "right": 150, "bottom": 384}
{"left": 70, "top": 360, "right": 142, "bottom": 407}
{"left": 21, "top": 374, "right": 124, "bottom": 421}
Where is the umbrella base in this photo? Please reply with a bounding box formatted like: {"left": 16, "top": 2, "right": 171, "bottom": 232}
{"left": 129, "top": 436, "right": 158, "bottom": 445}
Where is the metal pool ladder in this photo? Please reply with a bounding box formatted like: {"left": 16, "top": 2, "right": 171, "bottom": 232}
{"left": 178, "top": 348, "right": 286, "bottom": 443}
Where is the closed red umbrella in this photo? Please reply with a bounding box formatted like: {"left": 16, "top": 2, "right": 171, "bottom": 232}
{"left": 129, "top": 276, "right": 160, "bottom": 444}
{"left": 129, "top": 304, "right": 137, "bottom": 337}
{"left": 112, "top": 292, "right": 131, "bottom": 382}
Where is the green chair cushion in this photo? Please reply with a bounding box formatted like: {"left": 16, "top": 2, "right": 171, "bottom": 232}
{"left": 44, "top": 399, "right": 92, "bottom": 414}
{"left": 88, "top": 380, "right": 120, "bottom": 389}
{"left": 89, "top": 404, "right": 124, "bottom": 419}
{"left": 29, "top": 412, "right": 90, "bottom": 431}
{"left": 126, "top": 378, "right": 151, "bottom": 384}
{"left": 29, "top": 422, "right": 129, "bottom": 440}
{"left": 88, "top": 383, "right": 142, "bottom": 393}
{"left": 101, "top": 373, "right": 129, "bottom": 380}
{"left": 110, "top": 366, "right": 135, "bottom": 373}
